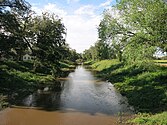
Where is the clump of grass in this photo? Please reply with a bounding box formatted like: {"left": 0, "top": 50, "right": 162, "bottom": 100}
{"left": 130, "top": 112, "right": 167, "bottom": 125}
{"left": 60, "top": 61, "right": 75, "bottom": 69}
{"left": 10, "top": 70, "right": 54, "bottom": 84}
{"left": 84, "top": 60, "right": 96, "bottom": 65}
{"left": 91, "top": 59, "right": 120, "bottom": 71}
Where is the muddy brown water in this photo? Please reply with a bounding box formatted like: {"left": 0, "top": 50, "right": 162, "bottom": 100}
{"left": 0, "top": 66, "right": 133, "bottom": 125}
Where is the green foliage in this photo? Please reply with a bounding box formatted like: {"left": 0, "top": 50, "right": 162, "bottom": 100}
{"left": 98, "top": 12, "right": 124, "bottom": 61}
{"left": 84, "top": 60, "right": 96, "bottom": 65}
{"left": 117, "top": 0, "right": 167, "bottom": 52}
{"left": 83, "top": 45, "right": 98, "bottom": 61}
{"left": 0, "top": 61, "right": 54, "bottom": 84}
{"left": 91, "top": 59, "right": 119, "bottom": 71}
{"left": 0, "top": 0, "right": 82, "bottom": 110}
{"left": 59, "top": 61, "right": 75, "bottom": 69}
{"left": 63, "top": 48, "right": 81, "bottom": 62}
{"left": 0, "top": 0, "right": 32, "bottom": 60}
{"left": 0, "top": 60, "right": 74, "bottom": 107}
{"left": 95, "top": 0, "right": 167, "bottom": 64}
{"left": 130, "top": 112, "right": 167, "bottom": 125}
{"left": 92, "top": 60, "right": 167, "bottom": 113}
{"left": 0, "top": 94, "right": 8, "bottom": 110}
{"left": 123, "top": 42, "right": 156, "bottom": 65}
{"left": 29, "top": 13, "right": 67, "bottom": 77}
{"left": 10, "top": 71, "right": 54, "bottom": 84}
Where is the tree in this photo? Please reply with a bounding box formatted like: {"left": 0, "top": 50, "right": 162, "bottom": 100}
{"left": 30, "top": 13, "right": 66, "bottom": 77}
{"left": 96, "top": 0, "right": 167, "bottom": 64}
{"left": 0, "top": 0, "right": 35, "bottom": 107}
{"left": 0, "top": 0, "right": 32, "bottom": 60}
{"left": 116, "top": 0, "right": 167, "bottom": 52}
{"left": 98, "top": 11, "right": 125, "bottom": 61}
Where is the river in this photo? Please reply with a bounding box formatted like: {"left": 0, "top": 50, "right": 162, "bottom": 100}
{"left": 0, "top": 66, "right": 133, "bottom": 125}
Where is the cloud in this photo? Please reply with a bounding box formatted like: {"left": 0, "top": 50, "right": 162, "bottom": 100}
{"left": 67, "top": 0, "right": 80, "bottom": 4}
{"left": 30, "top": 3, "right": 102, "bottom": 53}
{"left": 74, "top": 5, "right": 96, "bottom": 17}
{"left": 99, "top": 0, "right": 113, "bottom": 8}
{"left": 43, "top": 3, "right": 67, "bottom": 17}
{"left": 32, "top": 3, "right": 67, "bottom": 17}
{"left": 64, "top": 15, "right": 101, "bottom": 53}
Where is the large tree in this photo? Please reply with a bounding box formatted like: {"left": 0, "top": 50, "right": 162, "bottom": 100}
{"left": 97, "top": 0, "right": 167, "bottom": 64}
{"left": 30, "top": 13, "right": 66, "bottom": 77}
{"left": 98, "top": 11, "right": 126, "bottom": 61}
{"left": 0, "top": 0, "right": 32, "bottom": 60}
{"left": 116, "top": 0, "right": 167, "bottom": 52}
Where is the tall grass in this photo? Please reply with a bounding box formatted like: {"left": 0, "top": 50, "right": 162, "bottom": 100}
{"left": 91, "top": 59, "right": 167, "bottom": 124}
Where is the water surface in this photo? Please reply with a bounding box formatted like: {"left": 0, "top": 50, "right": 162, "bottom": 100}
{"left": 0, "top": 66, "right": 133, "bottom": 125}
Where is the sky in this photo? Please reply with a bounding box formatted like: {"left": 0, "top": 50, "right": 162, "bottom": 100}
{"left": 26, "top": 0, "right": 117, "bottom": 53}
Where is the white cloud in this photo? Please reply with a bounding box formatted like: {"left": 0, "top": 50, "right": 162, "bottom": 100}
{"left": 99, "top": 0, "right": 113, "bottom": 8}
{"left": 31, "top": 3, "right": 101, "bottom": 53}
{"left": 64, "top": 15, "right": 101, "bottom": 53}
{"left": 44, "top": 3, "right": 67, "bottom": 17}
{"left": 74, "top": 5, "right": 96, "bottom": 17}
{"left": 67, "top": 0, "right": 80, "bottom": 4}
{"left": 32, "top": 6, "right": 42, "bottom": 15}
{"left": 32, "top": 3, "right": 67, "bottom": 17}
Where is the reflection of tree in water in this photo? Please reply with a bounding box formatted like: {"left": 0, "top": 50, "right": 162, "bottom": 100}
{"left": 9, "top": 80, "right": 66, "bottom": 110}
{"left": 34, "top": 81, "right": 66, "bottom": 110}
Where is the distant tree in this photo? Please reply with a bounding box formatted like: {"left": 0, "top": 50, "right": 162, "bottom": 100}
{"left": 83, "top": 49, "right": 92, "bottom": 61}
{"left": 95, "top": 40, "right": 111, "bottom": 60}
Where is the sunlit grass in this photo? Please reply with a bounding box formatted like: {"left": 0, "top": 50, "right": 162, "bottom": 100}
{"left": 154, "top": 60, "right": 167, "bottom": 63}
{"left": 130, "top": 112, "right": 167, "bottom": 125}
{"left": 91, "top": 60, "right": 167, "bottom": 123}
{"left": 91, "top": 59, "right": 120, "bottom": 71}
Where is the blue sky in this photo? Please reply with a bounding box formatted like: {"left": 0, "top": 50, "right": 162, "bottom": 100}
{"left": 26, "top": 0, "right": 117, "bottom": 53}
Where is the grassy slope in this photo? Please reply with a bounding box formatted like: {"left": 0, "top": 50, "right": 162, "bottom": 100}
{"left": 0, "top": 60, "right": 75, "bottom": 109}
{"left": 91, "top": 60, "right": 167, "bottom": 124}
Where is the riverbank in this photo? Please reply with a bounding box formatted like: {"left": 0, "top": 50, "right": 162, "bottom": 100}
{"left": 0, "top": 60, "right": 75, "bottom": 110}
{"left": 0, "top": 65, "right": 134, "bottom": 125}
{"left": 90, "top": 59, "right": 167, "bottom": 124}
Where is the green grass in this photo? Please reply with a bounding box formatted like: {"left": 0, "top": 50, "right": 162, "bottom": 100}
{"left": 92, "top": 59, "right": 120, "bottom": 71}
{"left": 60, "top": 61, "right": 75, "bottom": 69}
{"left": 0, "top": 60, "right": 74, "bottom": 110}
{"left": 84, "top": 60, "right": 96, "bottom": 65}
{"left": 91, "top": 59, "right": 167, "bottom": 124}
{"left": 130, "top": 112, "right": 167, "bottom": 125}
{"left": 154, "top": 60, "right": 167, "bottom": 63}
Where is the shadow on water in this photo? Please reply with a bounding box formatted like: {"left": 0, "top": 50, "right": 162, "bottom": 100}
{"left": 8, "top": 66, "right": 133, "bottom": 116}
{"left": 10, "top": 80, "right": 66, "bottom": 111}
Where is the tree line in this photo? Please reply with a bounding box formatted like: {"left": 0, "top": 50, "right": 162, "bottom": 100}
{"left": 83, "top": 0, "right": 167, "bottom": 65}
{"left": 0, "top": 0, "right": 81, "bottom": 77}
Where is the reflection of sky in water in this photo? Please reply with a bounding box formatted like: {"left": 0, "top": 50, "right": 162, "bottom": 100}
{"left": 22, "top": 66, "right": 133, "bottom": 115}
